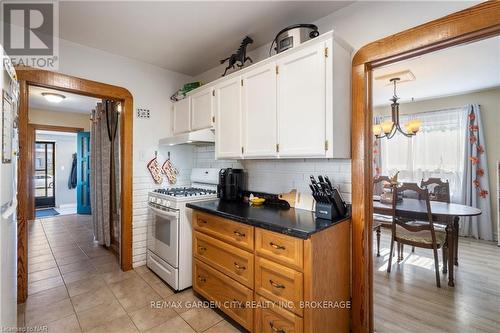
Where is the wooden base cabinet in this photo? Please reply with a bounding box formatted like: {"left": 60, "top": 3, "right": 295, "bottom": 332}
{"left": 192, "top": 210, "right": 350, "bottom": 333}
{"left": 255, "top": 295, "right": 303, "bottom": 333}
{"left": 194, "top": 258, "right": 254, "bottom": 331}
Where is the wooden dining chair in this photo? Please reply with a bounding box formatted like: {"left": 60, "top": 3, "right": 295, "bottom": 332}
{"left": 387, "top": 183, "right": 447, "bottom": 287}
{"left": 420, "top": 178, "right": 458, "bottom": 268}
{"left": 373, "top": 176, "right": 393, "bottom": 257}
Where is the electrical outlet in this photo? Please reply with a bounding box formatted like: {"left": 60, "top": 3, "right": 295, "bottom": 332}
{"left": 136, "top": 108, "right": 150, "bottom": 119}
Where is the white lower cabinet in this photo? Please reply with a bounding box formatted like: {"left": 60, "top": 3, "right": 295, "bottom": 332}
{"left": 277, "top": 41, "right": 327, "bottom": 158}
{"left": 242, "top": 63, "right": 278, "bottom": 158}
{"left": 215, "top": 76, "right": 243, "bottom": 159}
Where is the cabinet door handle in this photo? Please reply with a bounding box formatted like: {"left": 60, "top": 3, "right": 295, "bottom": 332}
{"left": 198, "top": 246, "right": 207, "bottom": 252}
{"left": 198, "top": 219, "right": 208, "bottom": 224}
{"left": 234, "top": 230, "right": 246, "bottom": 237}
{"left": 269, "top": 321, "right": 285, "bottom": 333}
{"left": 234, "top": 262, "right": 246, "bottom": 271}
{"left": 197, "top": 275, "right": 206, "bottom": 283}
{"left": 269, "top": 279, "right": 285, "bottom": 289}
{"left": 269, "top": 242, "right": 286, "bottom": 250}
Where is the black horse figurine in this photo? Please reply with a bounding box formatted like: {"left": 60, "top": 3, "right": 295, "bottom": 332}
{"left": 220, "top": 36, "right": 253, "bottom": 76}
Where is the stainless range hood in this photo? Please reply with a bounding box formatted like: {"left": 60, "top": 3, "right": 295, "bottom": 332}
{"left": 159, "top": 128, "right": 215, "bottom": 146}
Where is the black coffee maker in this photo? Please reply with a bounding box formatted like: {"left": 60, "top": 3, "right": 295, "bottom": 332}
{"left": 218, "top": 168, "right": 244, "bottom": 201}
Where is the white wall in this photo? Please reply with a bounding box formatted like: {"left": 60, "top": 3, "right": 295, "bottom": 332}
{"left": 56, "top": 38, "right": 193, "bottom": 266}
{"left": 36, "top": 132, "right": 77, "bottom": 208}
{"left": 196, "top": 2, "right": 477, "bottom": 83}
{"left": 29, "top": 108, "right": 91, "bottom": 131}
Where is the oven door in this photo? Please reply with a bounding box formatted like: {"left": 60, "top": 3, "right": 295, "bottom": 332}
{"left": 148, "top": 203, "right": 179, "bottom": 268}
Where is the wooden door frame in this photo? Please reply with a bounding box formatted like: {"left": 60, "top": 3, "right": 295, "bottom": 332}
{"left": 17, "top": 68, "right": 134, "bottom": 303}
{"left": 350, "top": 2, "right": 500, "bottom": 332}
{"left": 28, "top": 124, "right": 85, "bottom": 219}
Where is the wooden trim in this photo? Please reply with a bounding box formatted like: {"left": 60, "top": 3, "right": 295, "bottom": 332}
{"left": 27, "top": 124, "right": 34, "bottom": 220}
{"left": 31, "top": 124, "right": 84, "bottom": 133}
{"left": 352, "top": 2, "right": 500, "bottom": 67}
{"left": 16, "top": 68, "right": 134, "bottom": 303}
{"left": 350, "top": 2, "right": 500, "bottom": 332}
{"left": 17, "top": 81, "right": 28, "bottom": 304}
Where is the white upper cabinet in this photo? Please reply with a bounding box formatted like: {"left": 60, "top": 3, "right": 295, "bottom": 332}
{"left": 215, "top": 76, "right": 242, "bottom": 159}
{"left": 169, "top": 31, "right": 352, "bottom": 159}
{"left": 242, "top": 63, "right": 277, "bottom": 158}
{"left": 173, "top": 98, "right": 191, "bottom": 134}
{"left": 191, "top": 88, "right": 214, "bottom": 131}
{"left": 277, "top": 42, "right": 327, "bottom": 158}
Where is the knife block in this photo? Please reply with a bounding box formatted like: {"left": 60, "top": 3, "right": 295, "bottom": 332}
{"left": 315, "top": 202, "right": 340, "bottom": 220}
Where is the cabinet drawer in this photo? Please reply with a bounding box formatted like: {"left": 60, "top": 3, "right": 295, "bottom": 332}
{"left": 193, "top": 211, "right": 254, "bottom": 251}
{"left": 194, "top": 259, "right": 253, "bottom": 331}
{"left": 255, "top": 229, "right": 303, "bottom": 271}
{"left": 194, "top": 231, "right": 254, "bottom": 288}
{"left": 255, "top": 257, "right": 303, "bottom": 316}
{"left": 255, "top": 295, "right": 303, "bottom": 333}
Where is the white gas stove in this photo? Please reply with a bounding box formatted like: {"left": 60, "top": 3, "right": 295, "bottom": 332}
{"left": 146, "top": 168, "right": 219, "bottom": 291}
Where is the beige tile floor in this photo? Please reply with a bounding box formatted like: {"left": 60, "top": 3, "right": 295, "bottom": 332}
{"left": 20, "top": 214, "right": 244, "bottom": 333}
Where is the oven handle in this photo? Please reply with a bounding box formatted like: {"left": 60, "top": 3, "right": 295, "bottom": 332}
{"left": 149, "top": 204, "right": 179, "bottom": 218}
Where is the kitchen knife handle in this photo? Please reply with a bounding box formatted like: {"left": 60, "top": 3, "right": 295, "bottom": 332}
{"left": 325, "top": 176, "right": 333, "bottom": 190}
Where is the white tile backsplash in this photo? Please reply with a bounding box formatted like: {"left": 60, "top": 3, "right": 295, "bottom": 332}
{"left": 192, "top": 146, "right": 352, "bottom": 203}
{"left": 133, "top": 144, "right": 352, "bottom": 266}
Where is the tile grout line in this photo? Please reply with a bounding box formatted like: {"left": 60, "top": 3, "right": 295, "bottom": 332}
{"left": 42, "top": 216, "right": 86, "bottom": 332}
{"left": 24, "top": 218, "right": 76, "bottom": 329}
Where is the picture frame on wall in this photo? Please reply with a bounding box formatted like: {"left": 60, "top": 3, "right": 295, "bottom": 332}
{"left": 2, "top": 90, "right": 13, "bottom": 164}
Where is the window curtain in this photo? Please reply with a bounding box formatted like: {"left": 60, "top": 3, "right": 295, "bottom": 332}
{"left": 377, "top": 107, "right": 468, "bottom": 203}
{"left": 90, "top": 101, "right": 121, "bottom": 247}
{"left": 460, "top": 104, "right": 492, "bottom": 240}
{"left": 373, "top": 115, "right": 383, "bottom": 195}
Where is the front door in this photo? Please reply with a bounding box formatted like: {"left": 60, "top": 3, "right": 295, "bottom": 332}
{"left": 77, "top": 132, "right": 91, "bottom": 214}
{"left": 34, "top": 141, "right": 55, "bottom": 208}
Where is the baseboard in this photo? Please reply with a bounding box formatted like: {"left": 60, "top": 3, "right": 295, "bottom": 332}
{"left": 57, "top": 203, "right": 77, "bottom": 209}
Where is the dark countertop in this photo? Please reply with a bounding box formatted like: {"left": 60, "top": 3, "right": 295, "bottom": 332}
{"left": 186, "top": 200, "right": 350, "bottom": 239}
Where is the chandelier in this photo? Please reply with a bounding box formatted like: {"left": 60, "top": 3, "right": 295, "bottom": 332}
{"left": 373, "top": 78, "right": 422, "bottom": 139}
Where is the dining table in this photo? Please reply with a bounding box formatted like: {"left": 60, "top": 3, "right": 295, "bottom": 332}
{"left": 373, "top": 198, "right": 482, "bottom": 287}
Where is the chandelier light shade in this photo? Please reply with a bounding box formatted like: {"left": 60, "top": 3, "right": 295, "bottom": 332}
{"left": 373, "top": 78, "right": 422, "bottom": 139}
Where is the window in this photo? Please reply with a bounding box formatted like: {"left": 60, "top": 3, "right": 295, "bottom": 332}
{"left": 378, "top": 107, "right": 468, "bottom": 202}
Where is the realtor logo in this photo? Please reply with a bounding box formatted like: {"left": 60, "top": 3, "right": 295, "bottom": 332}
{"left": 1, "top": 1, "right": 59, "bottom": 69}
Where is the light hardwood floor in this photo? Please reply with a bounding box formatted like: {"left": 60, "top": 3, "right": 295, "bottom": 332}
{"left": 374, "top": 229, "right": 500, "bottom": 333}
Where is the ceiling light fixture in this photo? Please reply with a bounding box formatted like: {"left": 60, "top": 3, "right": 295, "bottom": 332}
{"left": 373, "top": 78, "right": 422, "bottom": 139}
{"left": 41, "top": 92, "right": 66, "bottom": 103}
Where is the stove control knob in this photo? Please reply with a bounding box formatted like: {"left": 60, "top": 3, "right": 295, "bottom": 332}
{"left": 165, "top": 200, "right": 171, "bottom": 207}
{"left": 150, "top": 197, "right": 156, "bottom": 203}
